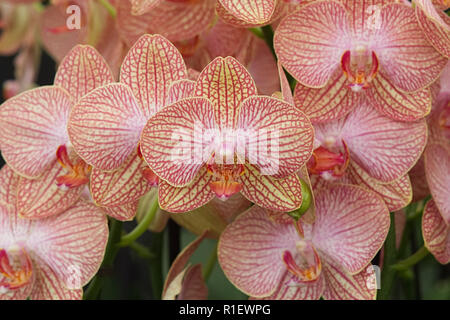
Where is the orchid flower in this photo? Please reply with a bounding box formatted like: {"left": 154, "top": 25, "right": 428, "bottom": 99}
{"left": 275, "top": 0, "right": 448, "bottom": 122}
{"left": 138, "top": 55, "right": 314, "bottom": 212}
{"left": 218, "top": 184, "right": 390, "bottom": 300}
{"left": 0, "top": 165, "right": 108, "bottom": 300}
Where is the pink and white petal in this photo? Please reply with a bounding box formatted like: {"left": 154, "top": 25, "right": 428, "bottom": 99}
{"left": 274, "top": 1, "right": 352, "bottom": 88}
{"left": 409, "top": 156, "right": 430, "bottom": 202}
{"left": 141, "top": 98, "right": 216, "bottom": 187}
{"left": 240, "top": 165, "right": 303, "bottom": 212}
{"left": 68, "top": 83, "right": 147, "bottom": 171}
{"left": 102, "top": 201, "right": 138, "bottom": 221}
{"left": 167, "top": 79, "right": 195, "bottom": 105}
{"left": 277, "top": 60, "right": 293, "bottom": 105}
{"left": 0, "top": 86, "right": 73, "bottom": 178}
{"left": 29, "top": 258, "right": 83, "bottom": 300}
{"left": 218, "top": 0, "right": 276, "bottom": 25}
{"left": 424, "top": 143, "right": 450, "bottom": 224}
{"left": 194, "top": 56, "right": 257, "bottom": 129}
{"left": 158, "top": 168, "right": 215, "bottom": 213}
{"left": 422, "top": 199, "right": 450, "bottom": 264}
{"left": 54, "top": 45, "right": 114, "bottom": 102}
{"left": 129, "top": 0, "right": 163, "bottom": 15}
{"left": 312, "top": 184, "right": 390, "bottom": 274}
{"left": 0, "top": 275, "right": 34, "bottom": 300}
{"left": 204, "top": 20, "right": 249, "bottom": 59}
{"left": 29, "top": 200, "right": 108, "bottom": 289}
{"left": 17, "top": 161, "right": 83, "bottom": 219}
{"left": 321, "top": 255, "right": 377, "bottom": 300}
{"left": 293, "top": 70, "right": 360, "bottom": 123}
{"left": 90, "top": 151, "right": 152, "bottom": 207}
{"left": 218, "top": 205, "right": 298, "bottom": 297}
{"left": 367, "top": 71, "right": 432, "bottom": 122}
{"left": 374, "top": 3, "right": 447, "bottom": 92}
{"left": 346, "top": 162, "right": 412, "bottom": 212}
{"left": 209, "top": 193, "right": 252, "bottom": 224}
{"left": 237, "top": 96, "right": 314, "bottom": 178}
{"left": 177, "top": 264, "right": 208, "bottom": 300}
{"left": 340, "top": 103, "right": 428, "bottom": 182}
{"left": 120, "top": 34, "right": 187, "bottom": 118}
{"left": 0, "top": 165, "right": 20, "bottom": 210}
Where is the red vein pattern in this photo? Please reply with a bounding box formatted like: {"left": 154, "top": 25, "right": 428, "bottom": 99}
{"left": 422, "top": 199, "right": 450, "bottom": 264}
{"left": 218, "top": 0, "right": 276, "bottom": 25}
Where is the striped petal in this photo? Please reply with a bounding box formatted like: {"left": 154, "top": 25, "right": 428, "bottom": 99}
{"left": 194, "top": 56, "right": 257, "bottom": 129}
{"left": 54, "top": 45, "right": 114, "bottom": 102}
{"left": 167, "top": 79, "right": 195, "bottom": 105}
{"left": 29, "top": 200, "right": 108, "bottom": 289}
{"left": 129, "top": 0, "right": 163, "bottom": 15}
{"left": 177, "top": 264, "right": 208, "bottom": 300}
{"left": 424, "top": 143, "right": 450, "bottom": 224}
{"left": 0, "top": 165, "right": 20, "bottom": 210}
{"left": 120, "top": 34, "right": 187, "bottom": 118}
{"left": 68, "top": 83, "right": 147, "bottom": 171}
{"left": 102, "top": 202, "right": 138, "bottom": 221}
{"left": 237, "top": 96, "right": 314, "bottom": 178}
{"left": 374, "top": 3, "right": 447, "bottom": 92}
{"left": 90, "top": 151, "right": 152, "bottom": 208}
{"left": 367, "top": 71, "right": 432, "bottom": 121}
{"left": 141, "top": 97, "right": 216, "bottom": 187}
{"left": 248, "top": 38, "right": 280, "bottom": 96}
{"left": 312, "top": 184, "right": 390, "bottom": 274}
{"left": 240, "top": 165, "right": 303, "bottom": 212}
{"left": 218, "top": 0, "right": 276, "bottom": 25}
{"left": 409, "top": 156, "right": 430, "bottom": 202}
{"left": 274, "top": 1, "right": 352, "bottom": 88}
{"left": 0, "top": 86, "right": 73, "bottom": 178}
{"left": 218, "top": 205, "right": 298, "bottom": 297}
{"left": 422, "top": 199, "right": 450, "bottom": 264}
{"left": 158, "top": 168, "right": 215, "bottom": 213}
{"left": 17, "top": 160, "right": 83, "bottom": 219}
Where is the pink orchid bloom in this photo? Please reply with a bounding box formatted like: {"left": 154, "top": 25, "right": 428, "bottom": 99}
{"left": 218, "top": 184, "right": 390, "bottom": 300}
{"left": 0, "top": 165, "right": 108, "bottom": 300}
{"left": 275, "top": 0, "right": 448, "bottom": 122}
{"left": 139, "top": 55, "right": 314, "bottom": 212}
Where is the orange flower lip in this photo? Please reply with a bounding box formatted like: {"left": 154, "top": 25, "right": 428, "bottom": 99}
{"left": 282, "top": 240, "right": 322, "bottom": 283}
{"left": 207, "top": 163, "right": 245, "bottom": 200}
{"left": 307, "top": 141, "right": 350, "bottom": 179}
{"left": 0, "top": 248, "right": 33, "bottom": 291}
{"left": 56, "top": 145, "right": 91, "bottom": 189}
{"left": 341, "top": 49, "right": 379, "bottom": 92}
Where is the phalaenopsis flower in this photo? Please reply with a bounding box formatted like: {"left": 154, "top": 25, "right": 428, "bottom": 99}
{"left": 218, "top": 184, "right": 390, "bottom": 300}
{"left": 275, "top": 0, "right": 447, "bottom": 122}
{"left": 0, "top": 165, "right": 108, "bottom": 300}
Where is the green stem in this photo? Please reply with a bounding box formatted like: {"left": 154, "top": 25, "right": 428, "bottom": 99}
{"left": 249, "top": 28, "right": 264, "bottom": 39}
{"left": 378, "top": 213, "right": 397, "bottom": 300}
{"left": 391, "top": 246, "right": 429, "bottom": 271}
{"left": 202, "top": 244, "right": 218, "bottom": 281}
{"left": 149, "top": 231, "right": 164, "bottom": 299}
{"left": 98, "top": 0, "right": 117, "bottom": 18}
{"left": 117, "top": 199, "right": 159, "bottom": 247}
{"left": 129, "top": 241, "right": 156, "bottom": 260}
{"left": 84, "top": 219, "right": 123, "bottom": 300}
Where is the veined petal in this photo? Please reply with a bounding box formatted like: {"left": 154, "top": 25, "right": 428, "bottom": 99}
{"left": 0, "top": 165, "right": 20, "bottom": 210}
{"left": 68, "top": 83, "right": 147, "bottom": 171}
{"left": 422, "top": 199, "right": 450, "bottom": 264}
{"left": 237, "top": 96, "right": 314, "bottom": 178}
{"left": 141, "top": 98, "right": 216, "bottom": 187}
{"left": 424, "top": 143, "right": 450, "bottom": 224}
{"left": 130, "top": 0, "right": 163, "bottom": 15}
{"left": 0, "top": 86, "right": 72, "bottom": 178}
{"left": 374, "top": 3, "right": 447, "bottom": 92}
{"left": 54, "top": 45, "right": 114, "bottom": 102}
{"left": 177, "top": 264, "right": 208, "bottom": 300}
{"left": 218, "top": 205, "right": 298, "bottom": 297}
{"left": 367, "top": 71, "right": 432, "bottom": 121}
{"left": 293, "top": 70, "right": 360, "bottom": 123}
{"left": 167, "top": 79, "right": 196, "bottom": 105}
{"left": 277, "top": 61, "right": 293, "bottom": 105}
{"left": 90, "top": 151, "right": 152, "bottom": 207}
{"left": 194, "top": 56, "right": 257, "bottom": 129}
{"left": 30, "top": 200, "right": 108, "bottom": 289}
{"left": 409, "top": 155, "right": 430, "bottom": 202}
{"left": 102, "top": 201, "right": 138, "bottom": 221}
{"left": 240, "top": 164, "right": 303, "bottom": 212}
{"left": 312, "top": 184, "right": 390, "bottom": 274}
{"left": 248, "top": 38, "right": 280, "bottom": 96}
{"left": 218, "top": 0, "right": 276, "bottom": 25}
{"left": 274, "top": 1, "right": 352, "bottom": 88}
{"left": 17, "top": 160, "right": 83, "bottom": 219}
{"left": 158, "top": 168, "right": 215, "bottom": 213}
{"left": 120, "top": 34, "right": 187, "bottom": 118}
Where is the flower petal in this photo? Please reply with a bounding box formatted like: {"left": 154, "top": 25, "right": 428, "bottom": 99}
{"left": 312, "top": 184, "right": 390, "bottom": 274}
{"left": 167, "top": 79, "right": 196, "bottom": 105}
{"left": 422, "top": 199, "right": 450, "bottom": 264}
{"left": 129, "top": 0, "right": 163, "bottom": 15}
{"left": 237, "top": 96, "right": 314, "bottom": 178}
{"left": 120, "top": 34, "right": 187, "bottom": 118}
{"left": 218, "top": 205, "right": 298, "bottom": 297}
{"left": 177, "top": 264, "right": 208, "bottom": 300}
{"left": 102, "top": 201, "right": 138, "bottom": 221}
{"left": 218, "top": 0, "right": 276, "bottom": 25}
{"left": 0, "top": 165, "right": 20, "bottom": 210}
{"left": 68, "top": 83, "right": 147, "bottom": 170}
{"left": 54, "top": 45, "right": 114, "bottom": 102}
{"left": 0, "top": 86, "right": 72, "bottom": 178}
{"left": 274, "top": 1, "right": 351, "bottom": 88}
{"left": 194, "top": 56, "right": 257, "bottom": 129}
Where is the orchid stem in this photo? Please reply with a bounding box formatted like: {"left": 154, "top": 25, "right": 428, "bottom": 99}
{"left": 391, "top": 246, "right": 429, "bottom": 271}
{"left": 149, "top": 231, "right": 164, "bottom": 299}
{"left": 378, "top": 213, "right": 397, "bottom": 300}
{"left": 98, "top": 0, "right": 117, "bottom": 18}
{"left": 202, "top": 243, "right": 218, "bottom": 281}
{"left": 129, "top": 241, "right": 156, "bottom": 260}
{"left": 117, "top": 199, "right": 159, "bottom": 247}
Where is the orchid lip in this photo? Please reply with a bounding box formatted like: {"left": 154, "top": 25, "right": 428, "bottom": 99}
{"left": 282, "top": 240, "right": 322, "bottom": 284}
{"left": 0, "top": 247, "right": 33, "bottom": 291}
{"left": 341, "top": 49, "right": 379, "bottom": 92}
{"left": 307, "top": 140, "right": 350, "bottom": 179}
{"left": 56, "top": 145, "right": 91, "bottom": 189}
{"left": 207, "top": 162, "right": 245, "bottom": 200}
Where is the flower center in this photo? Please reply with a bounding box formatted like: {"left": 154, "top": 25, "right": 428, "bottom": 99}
{"left": 0, "top": 247, "right": 33, "bottom": 291}
{"left": 282, "top": 239, "right": 322, "bottom": 283}
{"left": 341, "top": 46, "right": 379, "bottom": 92}
{"left": 56, "top": 144, "right": 91, "bottom": 189}
{"left": 307, "top": 140, "right": 350, "bottom": 180}
{"left": 207, "top": 161, "right": 245, "bottom": 201}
